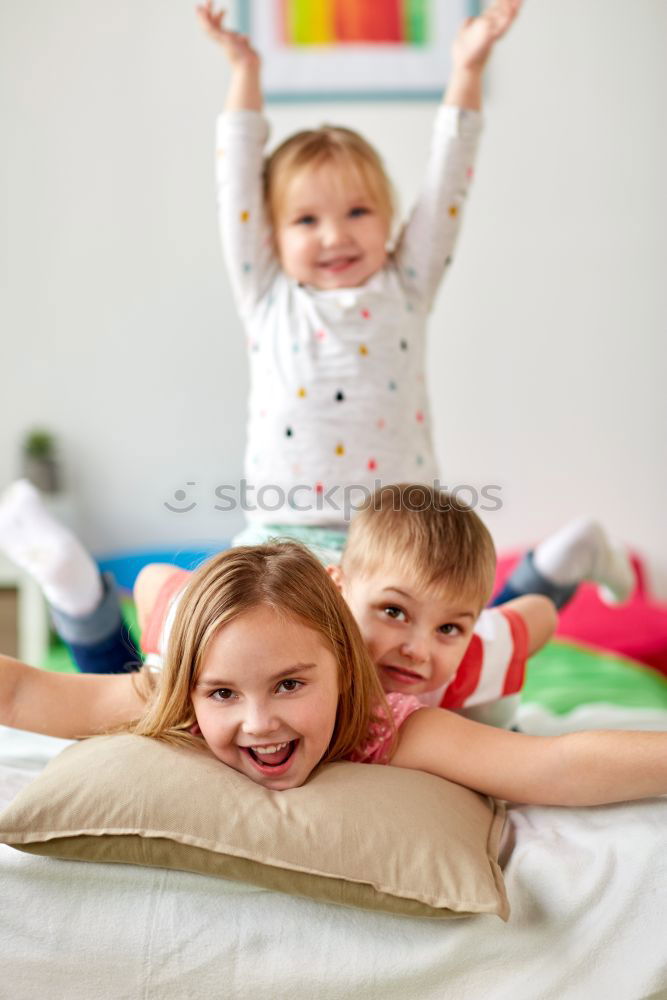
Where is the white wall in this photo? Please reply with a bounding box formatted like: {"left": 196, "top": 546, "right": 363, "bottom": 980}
{"left": 2, "top": 1, "right": 666, "bottom": 592}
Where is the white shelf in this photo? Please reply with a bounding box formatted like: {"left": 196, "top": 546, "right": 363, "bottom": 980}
{"left": 0, "top": 555, "right": 50, "bottom": 666}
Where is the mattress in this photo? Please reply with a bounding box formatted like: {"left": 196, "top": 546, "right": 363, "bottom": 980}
{"left": 1, "top": 725, "right": 666, "bottom": 1000}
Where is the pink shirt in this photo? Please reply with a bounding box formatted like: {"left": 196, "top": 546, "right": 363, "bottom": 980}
{"left": 348, "top": 693, "right": 424, "bottom": 765}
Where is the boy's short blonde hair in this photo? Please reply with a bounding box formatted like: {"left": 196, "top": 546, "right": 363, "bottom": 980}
{"left": 341, "top": 484, "right": 497, "bottom": 612}
{"left": 264, "top": 125, "right": 395, "bottom": 228}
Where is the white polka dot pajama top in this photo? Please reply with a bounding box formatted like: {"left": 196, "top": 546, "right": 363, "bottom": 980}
{"left": 215, "top": 106, "right": 482, "bottom": 528}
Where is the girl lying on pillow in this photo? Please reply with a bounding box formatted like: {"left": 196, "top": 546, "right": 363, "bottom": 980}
{"left": 0, "top": 539, "right": 665, "bottom": 804}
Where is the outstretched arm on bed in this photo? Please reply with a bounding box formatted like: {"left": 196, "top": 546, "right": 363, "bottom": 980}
{"left": 391, "top": 705, "right": 667, "bottom": 807}
{"left": 0, "top": 654, "right": 145, "bottom": 740}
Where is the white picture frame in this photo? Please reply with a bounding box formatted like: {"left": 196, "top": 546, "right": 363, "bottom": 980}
{"left": 236, "top": 1, "right": 480, "bottom": 102}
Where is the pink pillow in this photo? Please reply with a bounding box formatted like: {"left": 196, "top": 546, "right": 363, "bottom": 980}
{"left": 494, "top": 553, "right": 667, "bottom": 678}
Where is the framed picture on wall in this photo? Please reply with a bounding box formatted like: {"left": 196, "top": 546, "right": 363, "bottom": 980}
{"left": 235, "top": 0, "right": 481, "bottom": 102}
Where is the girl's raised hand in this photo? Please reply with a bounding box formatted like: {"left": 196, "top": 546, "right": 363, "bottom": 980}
{"left": 196, "top": 2, "right": 260, "bottom": 69}
{"left": 452, "top": 0, "right": 522, "bottom": 72}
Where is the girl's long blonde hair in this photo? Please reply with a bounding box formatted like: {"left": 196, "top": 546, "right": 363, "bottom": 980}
{"left": 131, "top": 541, "right": 391, "bottom": 765}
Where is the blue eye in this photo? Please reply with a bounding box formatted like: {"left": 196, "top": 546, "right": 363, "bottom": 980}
{"left": 295, "top": 215, "right": 316, "bottom": 226}
{"left": 349, "top": 206, "right": 370, "bottom": 218}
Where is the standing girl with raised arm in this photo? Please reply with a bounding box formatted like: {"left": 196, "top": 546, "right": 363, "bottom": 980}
{"left": 196, "top": 0, "right": 633, "bottom": 604}
{"left": 198, "top": 0, "right": 520, "bottom": 557}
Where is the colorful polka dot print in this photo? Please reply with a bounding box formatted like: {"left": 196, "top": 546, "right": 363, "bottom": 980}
{"left": 226, "top": 105, "right": 479, "bottom": 525}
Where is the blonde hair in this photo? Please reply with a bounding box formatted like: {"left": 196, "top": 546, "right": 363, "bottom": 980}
{"left": 131, "top": 541, "right": 392, "bottom": 764}
{"left": 264, "top": 125, "right": 395, "bottom": 228}
{"left": 342, "top": 484, "right": 497, "bottom": 612}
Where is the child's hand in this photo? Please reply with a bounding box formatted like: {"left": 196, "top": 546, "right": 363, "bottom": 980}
{"left": 196, "top": 1, "right": 260, "bottom": 70}
{"left": 451, "top": 0, "right": 522, "bottom": 73}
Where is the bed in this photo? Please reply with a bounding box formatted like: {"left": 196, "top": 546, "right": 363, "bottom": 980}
{"left": 1, "top": 700, "right": 666, "bottom": 999}
{"left": 2, "top": 559, "right": 667, "bottom": 999}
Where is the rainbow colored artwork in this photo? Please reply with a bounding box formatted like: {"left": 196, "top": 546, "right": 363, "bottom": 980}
{"left": 280, "top": 0, "right": 430, "bottom": 47}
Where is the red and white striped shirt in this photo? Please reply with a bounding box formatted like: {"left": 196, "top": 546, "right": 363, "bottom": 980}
{"left": 142, "top": 571, "right": 529, "bottom": 712}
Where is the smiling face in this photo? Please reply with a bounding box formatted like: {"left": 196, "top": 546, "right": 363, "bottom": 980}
{"left": 274, "top": 161, "right": 390, "bottom": 290}
{"left": 333, "top": 569, "right": 480, "bottom": 697}
{"left": 190, "top": 605, "right": 340, "bottom": 790}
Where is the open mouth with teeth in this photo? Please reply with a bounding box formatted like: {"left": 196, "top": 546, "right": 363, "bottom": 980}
{"left": 241, "top": 740, "right": 298, "bottom": 774}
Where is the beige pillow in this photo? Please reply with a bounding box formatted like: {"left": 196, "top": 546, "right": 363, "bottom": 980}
{"left": 0, "top": 733, "right": 509, "bottom": 920}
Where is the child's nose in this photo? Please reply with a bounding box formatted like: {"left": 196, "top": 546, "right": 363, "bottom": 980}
{"left": 321, "top": 219, "right": 347, "bottom": 246}
{"left": 400, "top": 634, "right": 429, "bottom": 663}
{"left": 241, "top": 700, "right": 280, "bottom": 737}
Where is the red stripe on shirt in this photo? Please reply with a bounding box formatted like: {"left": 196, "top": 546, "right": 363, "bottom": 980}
{"left": 439, "top": 633, "right": 484, "bottom": 710}
{"left": 140, "top": 569, "right": 192, "bottom": 655}
{"left": 498, "top": 607, "right": 529, "bottom": 696}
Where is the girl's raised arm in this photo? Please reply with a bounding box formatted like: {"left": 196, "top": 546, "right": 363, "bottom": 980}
{"left": 444, "top": 0, "right": 522, "bottom": 111}
{"left": 391, "top": 706, "right": 667, "bottom": 807}
{"left": 0, "top": 654, "right": 145, "bottom": 740}
{"left": 394, "top": 0, "right": 522, "bottom": 311}
{"left": 196, "top": 2, "right": 262, "bottom": 111}
{"left": 197, "top": 3, "right": 277, "bottom": 316}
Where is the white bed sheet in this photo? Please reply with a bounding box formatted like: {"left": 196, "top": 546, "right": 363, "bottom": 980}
{"left": 1, "top": 727, "right": 666, "bottom": 1000}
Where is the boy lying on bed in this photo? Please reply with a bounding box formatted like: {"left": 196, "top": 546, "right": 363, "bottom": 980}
{"left": 134, "top": 482, "right": 554, "bottom": 728}
{"left": 0, "top": 479, "right": 633, "bottom": 727}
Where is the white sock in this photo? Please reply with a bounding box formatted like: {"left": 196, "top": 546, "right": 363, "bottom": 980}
{"left": 533, "top": 516, "right": 635, "bottom": 605}
{"left": 0, "top": 479, "right": 103, "bottom": 617}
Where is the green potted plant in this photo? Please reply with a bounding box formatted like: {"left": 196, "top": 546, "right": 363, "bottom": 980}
{"left": 21, "top": 429, "right": 60, "bottom": 494}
